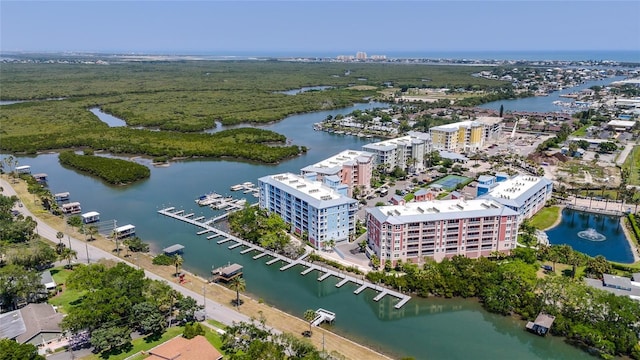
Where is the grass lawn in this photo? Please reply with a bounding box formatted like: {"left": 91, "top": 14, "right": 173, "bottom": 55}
{"left": 48, "top": 267, "right": 85, "bottom": 314}
{"left": 570, "top": 123, "right": 590, "bottom": 137}
{"left": 622, "top": 145, "right": 640, "bottom": 186}
{"left": 529, "top": 206, "right": 561, "bottom": 230}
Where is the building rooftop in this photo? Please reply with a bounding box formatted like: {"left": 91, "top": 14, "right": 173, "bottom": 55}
{"left": 2, "top": 304, "right": 64, "bottom": 344}
{"left": 301, "top": 150, "right": 373, "bottom": 175}
{"left": 362, "top": 133, "right": 428, "bottom": 151}
{"left": 431, "top": 120, "right": 483, "bottom": 131}
{"left": 480, "top": 175, "right": 552, "bottom": 208}
{"left": 259, "top": 173, "right": 357, "bottom": 208}
{"left": 367, "top": 199, "right": 518, "bottom": 224}
{"left": 585, "top": 275, "right": 640, "bottom": 300}
{"left": 607, "top": 120, "right": 635, "bottom": 128}
{"left": 81, "top": 211, "right": 100, "bottom": 218}
{"left": 40, "top": 270, "right": 56, "bottom": 290}
{"left": 475, "top": 116, "right": 504, "bottom": 125}
{"left": 147, "top": 335, "right": 223, "bottom": 360}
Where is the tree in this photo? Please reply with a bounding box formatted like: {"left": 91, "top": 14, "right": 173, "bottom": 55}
{"left": 499, "top": 104, "right": 504, "bottom": 117}
{"left": 370, "top": 254, "right": 380, "bottom": 269}
{"left": 0, "top": 339, "right": 45, "bottom": 360}
{"left": 59, "top": 247, "right": 77, "bottom": 268}
{"left": 173, "top": 254, "right": 183, "bottom": 277}
{"left": 303, "top": 309, "right": 316, "bottom": 337}
{"left": 229, "top": 276, "right": 246, "bottom": 307}
{"left": 183, "top": 322, "right": 205, "bottom": 339}
{"left": 86, "top": 225, "right": 98, "bottom": 241}
{"left": 56, "top": 231, "right": 64, "bottom": 244}
{"left": 131, "top": 302, "right": 165, "bottom": 335}
{"left": 0, "top": 265, "right": 43, "bottom": 310}
{"left": 598, "top": 141, "right": 617, "bottom": 153}
{"left": 175, "top": 296, "right": 203, "bottom": 323}
{"left": 585, "top": 255, "right": 612, "bottom": 279}
{"left": 90, "top": 326, "right": 131, "bottom": 353}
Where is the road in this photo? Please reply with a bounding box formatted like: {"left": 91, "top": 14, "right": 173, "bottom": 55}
{"left": 1, "top": 178, "right": 252, "bottom": 328}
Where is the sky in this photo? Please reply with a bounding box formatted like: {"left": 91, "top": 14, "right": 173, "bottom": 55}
{"left": 1, "top": 1, "right": 639, "bottom": 55}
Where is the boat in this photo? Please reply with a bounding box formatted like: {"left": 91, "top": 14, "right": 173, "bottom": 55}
{"left": 242, "top": 182, "right": 254, "bottom": 187}
{"left": 235, "top": 199, "right": 247, "bottom": 206}
{"left": 230, "top": 184, "right": 243, "bottom": 191}
{"left": 195, "top": 192, "right": 222, "bottom": 206}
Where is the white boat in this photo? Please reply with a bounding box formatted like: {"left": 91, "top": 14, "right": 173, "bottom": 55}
{"left": 195, "top": 192, "right": 222, "bottom": 206}
{"left": 242, "top": 182, "right": 254, "bottom": 187}
{"left": 230, "top": 184, "right": 243, "bottom": 191}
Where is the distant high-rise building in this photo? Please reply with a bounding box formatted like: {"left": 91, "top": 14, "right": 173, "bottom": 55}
{"left": 356, "top": 51, "right": 367, "bottom": 60}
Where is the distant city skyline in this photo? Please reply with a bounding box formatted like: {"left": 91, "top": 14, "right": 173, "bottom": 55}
{"left": 1, "top": 1, "right": 639, "bottom": 55}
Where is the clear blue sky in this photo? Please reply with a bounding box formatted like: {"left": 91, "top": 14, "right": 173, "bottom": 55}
{"left": 2, "top": 1, "right": 639, "bottom": 55}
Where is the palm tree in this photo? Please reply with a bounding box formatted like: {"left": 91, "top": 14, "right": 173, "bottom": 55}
{"left": 56, "top": 231, "right": 64, "bottom": 244}
{"left": 229, "top": 277, "right": 246, "bottom": 308}
{"left": 87, "top": 225, "right": 98, "bottom": 241}
{"left": 303, "top": 309, "right": 316, "bottom": 337}
{"left": 327, "top": 239, "right": 335, "bottom": 251}
{"left": 60, "top": 247, "right": 77, "bottom": 268}
{"left": 173, "top": 254, "right": 183, "bottom": 277}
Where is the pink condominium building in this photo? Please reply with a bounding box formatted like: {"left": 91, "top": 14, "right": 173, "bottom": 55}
{"left": 366, "top": 199, "right": 520, "bottom": 265}
{"left": 300, "top": 150, "right": 374, "bottom": 197}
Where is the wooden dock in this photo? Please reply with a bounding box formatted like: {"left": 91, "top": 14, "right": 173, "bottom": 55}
{"left": 253, "top": 252, "right": 268, "bottom": 260}
{"left": 157, "top": 207, "right": 411, "bottom": 308}
{"left": 240, "top": 247, "right": 255, "bottom": 254}
{"left": 301, "top": 267, "right": 315, "bottom": 275}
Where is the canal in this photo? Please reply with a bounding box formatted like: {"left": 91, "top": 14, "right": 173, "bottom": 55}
{"left": 479, "top": 75, "right": 628, "bottom": 113}
{"left": 4, "top": 101, "right": 589, "bottom": 359}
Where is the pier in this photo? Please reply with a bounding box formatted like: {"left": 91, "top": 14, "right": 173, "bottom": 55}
{"left": 157, "top": 207, "right": 411, "bottom": 308}
{"left": 311, "top": 308, "right": 336, "bottom": 326}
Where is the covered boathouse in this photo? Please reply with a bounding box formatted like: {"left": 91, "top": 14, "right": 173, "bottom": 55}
{"left": 526, "top": 313, "right": 555, "bottom": 336}
{"left": 211, "top": 263, "right": 243, "bottom": 283}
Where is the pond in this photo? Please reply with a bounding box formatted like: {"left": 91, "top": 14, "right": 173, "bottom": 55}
{"left": 546, "top": 208, "right": 635, "bottom": 263}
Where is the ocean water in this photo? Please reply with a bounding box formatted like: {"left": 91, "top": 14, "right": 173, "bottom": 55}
{"left": 186, "top": 50, "right": 640, "bottom": 62}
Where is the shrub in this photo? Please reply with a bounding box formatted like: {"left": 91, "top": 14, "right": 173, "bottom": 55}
{"left": 152, "top": 254, "right": 174, "bottom": 265}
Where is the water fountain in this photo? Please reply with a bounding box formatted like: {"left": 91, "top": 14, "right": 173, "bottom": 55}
{"left": 577, "top": 228, "right": 607, "bottom": 242}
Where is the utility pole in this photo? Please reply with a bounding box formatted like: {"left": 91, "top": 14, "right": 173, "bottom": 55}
{"left": 203, "top": 284, "right": 207, "bottom": 320}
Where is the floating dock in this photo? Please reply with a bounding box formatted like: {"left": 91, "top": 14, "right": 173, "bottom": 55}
{"left": 311, "top": 308, "right": 336, "bottom": 326}
{"left": 157, "top": 207, "right": 411, "bottom": 308}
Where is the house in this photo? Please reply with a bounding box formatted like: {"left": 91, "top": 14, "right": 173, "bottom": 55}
{"left": 147, "top": 335, "right": 223, "bottom": 360}
{"left": 390, "top": 194, "right": 405, "bottom": 205}
{"left": 526, "top": 313, "right": 555, "bottom": 336}
{"left": 0, "top": 303, "right": 64, "bottom": 346}
{"left": 413, "top": 188, "right": 436, "bottom": 202}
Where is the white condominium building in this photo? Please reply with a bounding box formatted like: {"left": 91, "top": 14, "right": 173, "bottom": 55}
{"left": 366, "top": 199, "right": 519, "bottom": 265}
{"left": 479, "top": 174, "right": 553, "bottom": 220}
{"left": 300, "top": 150, "right": 374, "bottom": 197}
{"left": 258, "top": 173, "right": 358, "bottom": 250}
{"left": 362, "top": 132, "right": 430, "bottom": 173}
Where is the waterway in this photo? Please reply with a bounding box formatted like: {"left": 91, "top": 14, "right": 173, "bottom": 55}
{"left": 3, "top": 102, "right": 589, "bottom": 359}
{"left": 277, "top": 86, "right": 333, "bottom": 95}
{"left": 89, "top": 107, "right": 127, "bottom": 127}
{"left": 546, "top": 208, "right": 634, "bottom": 263}
{"left": 479, "top": 75, "right": 627, "bottom": 113}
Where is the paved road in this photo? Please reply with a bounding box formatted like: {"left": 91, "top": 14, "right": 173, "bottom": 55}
{"left": 616, "top": 142, "right": 635, "bottom": 166}
{"left": 1, "top": 178, "right": 252, "bottom": 327}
